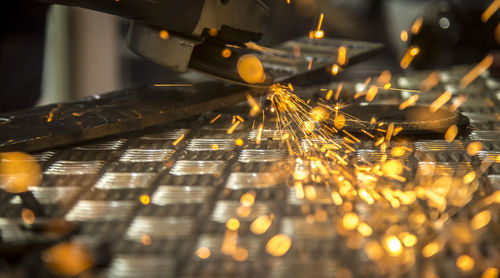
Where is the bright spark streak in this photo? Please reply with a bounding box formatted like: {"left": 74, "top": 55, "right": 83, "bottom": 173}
{"left": 482, "top": 0, "right": 500, "bottom": 22}
{"left": 459, "top": 55, "right": 494, "bottom": 89}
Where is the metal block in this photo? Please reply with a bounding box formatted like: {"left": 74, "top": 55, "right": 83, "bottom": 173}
{"left": 65, "top": 200, "right": 136, "bottom": 221}
{"left": 140, "top": 129, "right": 190, "bottom": 140}
{"left": 120, "top": 149, "right": 175, "bottom": 162}
{"left": 477, "top": 151, "right": 500, "bottom": 163}
{"left": 170, "top": 160, "right": 225, "bottom": 175}
{"left": 151, "top": 186, "right": 213, "bottom": 205}
{"left": 418, "top": 161, "right": 472, "bottom": 176}
{"left": 414, "top": 140, "right": 464, "bottom": 152}
{"left": 238, "top": 149, "right": 288, "bottom": 163}
{"left": 107, "top": 255, "right": 175, "bottom": 278}
{"left": 44, "top": 160, "right": 106, "bottom": 175}
{"left": 470, "top": 131, "right": 500, "bottom": 141}
{"left": 95, "top": 172, "right": 157, "bottom": 189}
{"left": 74, "top": 139, "right": 127, "bottom": 150}
{"left": 186, "top": 139, "right": 235, "bottom": 151}
{"left": 126, "top": 216, "right": 195, "bottom": 240}
{"left": 248, "top": 129, "right": 289, "bottom": 141}
{"left": 9, "top": 186, "right": 79, "bottom": 205}
{"left": 226, "top": 172, "right": 282, "bottom": 189}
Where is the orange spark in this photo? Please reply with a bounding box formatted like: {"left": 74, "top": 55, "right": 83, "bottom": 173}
{"left": 159, "top": 30, "right": 169, "bottom": 40}
{"left": 227, "top": 121, "right": 241, "bottom": 134}
{"left": 399, "top": 95, "right": 419, "bottom": 110}
{"left": 411, "top": 17, "right": 423, "bottom": 34}
{"left": 400, "top": 30, "right": 408, "bottom": 42}
{"left": 429, "top": 91, "right": 452, "bottom": 112}
{"left": 172, "top": 134, "right": 185, "bottom": 146}
{"left": 210, "top": 114, "right": 222, "bottom": 124}
{"left": 459, "top": 55, "right": 494, "bottom": 89}
{"left": 338, "top": 46, "right": 347, "bottom": 65}
{"left": 482, "top": 0, "right": 500, "bottom": 22}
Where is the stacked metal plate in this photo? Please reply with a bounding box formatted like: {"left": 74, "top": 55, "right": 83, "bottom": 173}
{"left": 0, "top": 65, "right": 499, "bottom": 277}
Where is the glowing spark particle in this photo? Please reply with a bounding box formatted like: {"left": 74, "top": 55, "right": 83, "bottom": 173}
{"left": 250, "top": 215, "right": 272, "bottom": 235}
{"left": 221, "top": 48, "right": 232, "bottom": 58}
{"left": 357, "top": 222, "right": 373, "bottom": 236}
{"left": 246, "top": 94, "right": 261, "bottom": 116}
{"left": 456, "top": 255, "right": 475, "bottom": 272}
{"left": 365, "top": 240, "right": 384, "bottom": 261}
{"left": 208, "top": 28, "right": 218, "bottom": 37}
{"left": 401, "top": 232, "right": 417, "bottom": 247}
{"left": 382, "top": 160, "right": 403, "bottom": 176}
{"left": 232, "top": 247, "right": 249, "bottom": 262}
{"left": 304, "top": 121, "right": 316, "bottom": 133}
{"left": 0, "top": 152, "right": 41, "bottom": 193}
{"left": 384, "top": 236, "right": 403, "bottom": 256}
{"left": 384, "top": 82, "right": 392, "bottom": 89}
{"left": 400, "top": 46, "right": 420, "bottom": 69}
{"left": 154, "top": 84, "right": 192, "bottom": 87}
{"left": 196, "top": 247, "right": 211, "bottom": 259}
{"left": 331, "top": 64, "right": 340, "bottom": 75}
{"left": 338, "top": 46, "right": 347, "bottom": 65}
{"left": 237, "top": 54, "right": 265, "bottom": 84}
{"left": 310, "top": 106, "right": 330, "bottom": 122}
{"left": 221, "top": 230, "right": 237, "bottom": 255}
{"left": 266, "top": 234, "right": 292, "bottom": 256}
{"left": 236, "top": 206, "right": 251, "bottom": 218}
{"left": 141, "top": 234, "right": 152, "bottom": 245}
{"left": 326, "top": 89, "right": 333, "bottom": 100}
{"left": 226, "top": 218, "right": 240, "bottom": 231}
{"left": 256, "top": 123, "right": 264, "bottom": 143}
{"left": 140, "top": 195, "right": 150, "bottom": 205}
{"left": 334, "top": 84, "right": 343, "bottom": 100}
{"left": 227, "top": 121, "right": 241, "bottom": 134}
{"left": 334, "top": 114, "right": 346, "bottom": 130}
{"left": 391, "top": 147, "right": 407, "bottom": 157}
{"left": 42, "top": 242, "right": 93, "bottom": 277}
{"left": 429, "top": 91, "right": 452, "bottom": 112}
{"left": 235, "top": 138, "right": 244, "bottom": 146}
{"left": 172, "top": 134, "right": 185, "bottom": 146}
{"left": 400, "top": 30, "right": 408, "bottom": 42}
{"left": 159, "top": 30, "right": 169, "bottom": 40}
{"left": 411, "top": 17, "right": 423, "bottom": 34}
{"left": 444, "top": 125, "right": 458, "bottom": 142}
{"left": 420, "top": 71, "right": 440, "bottom": 92}
{"left": 305, "top": 185, "right": 317, "bottom": 200}
{"left": 210, "top": 114, "right": 221, "bottom": 124}
{"left": 450, "top": 95, "right": 468, "bottom": 112}
{"left": 21, "top": 208, "right": 35, "bottom": 225}
{"left": 467, "top": 142, "right": 483, "bottom": 156}
{"left": 211, "top": 144, "right": 219, "bottom": 150}
{"left": 386, "top": 123, "right": 395, "bottom": 142}
{"left": 482, "top": 0, "right": 500, "bottom": 22}
{"left": 331, "top": 191, "right": 343, "bottom": 205}
{"left": 422, "top": 241, "right": 440, "bottom": 258}
{"left": 459, "top": 55, "right": 494, "bottom": 89}
{"left": 365, "top": 85, "right": 378, "bottom": 102}
{"left": 463, "top": 171, "right": 476, "bottom": 184}
{"left": 377, "top": 70, "right": 392, "bottom": 85}
{"left": 471, "top": 210, "right": 491, "bottom": 230}
{"left": 343, "top": 212, "right": 359, "bottom": 230}
{"left": 240, "top": 192, "right": 255, "bottom": 207}
{"left": 482, "top": 268, "right": 499, "bottom": 278}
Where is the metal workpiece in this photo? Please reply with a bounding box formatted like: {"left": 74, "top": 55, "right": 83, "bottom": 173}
{"left": 1, "top": 64, "right": 500, "bottom": 277}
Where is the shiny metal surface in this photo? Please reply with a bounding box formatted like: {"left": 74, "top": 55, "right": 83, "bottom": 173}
{"left": 1, "top": 65, "right": 500, "bottom": 277}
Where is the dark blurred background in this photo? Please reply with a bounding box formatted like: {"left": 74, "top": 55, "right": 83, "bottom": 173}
{"left": 0, "top": 0, "right": 498, "bottom": 112}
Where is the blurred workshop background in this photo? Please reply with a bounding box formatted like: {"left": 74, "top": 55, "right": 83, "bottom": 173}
{"left": 0, "top": 0, "right": 497, "bottom": 112}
